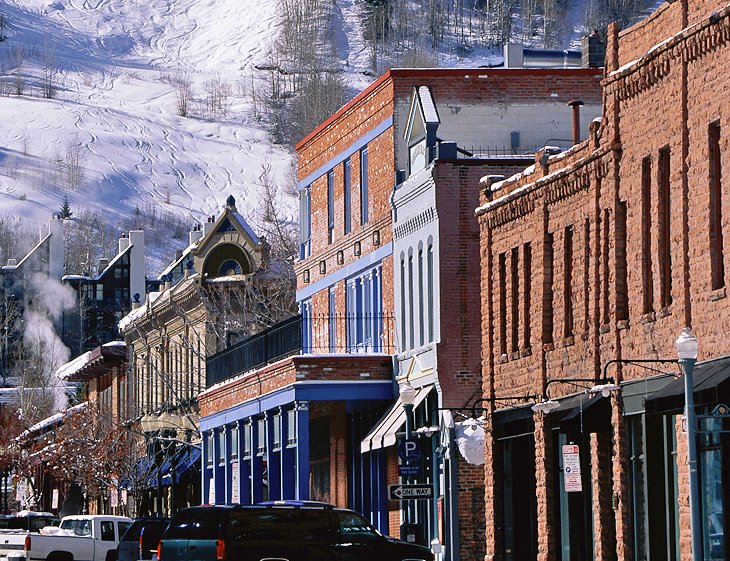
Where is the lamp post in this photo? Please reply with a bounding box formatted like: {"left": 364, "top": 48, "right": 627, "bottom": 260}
{"left": 676, "top": 327, "right": 702, "bottom": 561}
{"left": 399, "top": 381, "right": 417, "bottom": 543}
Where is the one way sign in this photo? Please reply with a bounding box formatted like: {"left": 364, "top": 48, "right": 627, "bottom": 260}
{"left": 388, "top": 484, "right": 435, "bottom": 501}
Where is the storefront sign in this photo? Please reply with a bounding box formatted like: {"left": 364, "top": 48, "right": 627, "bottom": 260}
{"left": 52, "top": 489, "right": 59, "bottom": 509}
{"left": 562, "top": 444, "right": 582, "bottom": 492}
{"left": 231, "top": 461, "right": 239, "bottom": 503}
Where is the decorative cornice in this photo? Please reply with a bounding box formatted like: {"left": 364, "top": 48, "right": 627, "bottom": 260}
{"left": 606, "top": 4, "right": 730, "bottom": 101}
{"left": 394, "top": 208, "right": 436, "bottom": 240}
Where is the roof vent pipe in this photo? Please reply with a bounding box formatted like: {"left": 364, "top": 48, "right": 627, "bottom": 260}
{"left": 568, "top": 100, "right": 584, "bottom": 145}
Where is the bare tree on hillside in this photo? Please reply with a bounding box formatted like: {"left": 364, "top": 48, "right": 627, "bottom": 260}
{"left": 172, "top": 70, "right": 193, "bottom": 117}
{"left": 41, "top": 39, "right": 57, "bottom": 99}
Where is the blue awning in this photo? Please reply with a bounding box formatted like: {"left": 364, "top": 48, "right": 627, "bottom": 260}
{"left": 161, "top": 447, "right": 202, "bottom": 485}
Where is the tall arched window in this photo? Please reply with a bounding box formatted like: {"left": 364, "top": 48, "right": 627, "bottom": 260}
{"left": 418, "top": 247, "right": 424, "bottom": 347}
{"left": 408, "top": 252, "right": 414, "bottom": 350}
{"left": 427, "top": 242, "right": 434, "bottom": 342}
{"left": 400, "top": 255, "right": 406, "bottom": 351}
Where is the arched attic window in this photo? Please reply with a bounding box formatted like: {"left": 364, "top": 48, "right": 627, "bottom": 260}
{"left": 203, "top": 244, "right": 253, "bottom": 278}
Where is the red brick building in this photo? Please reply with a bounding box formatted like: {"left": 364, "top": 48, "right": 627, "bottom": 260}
{"left": 294, "top": 66, "right": 601, "bottom": 561}
{"left": 476, "top": 2, "right": 730, "bottom": 560}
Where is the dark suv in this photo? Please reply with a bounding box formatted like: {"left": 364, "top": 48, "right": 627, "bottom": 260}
{"left": 158, "top": 502, "right": 433, "bottom": 561}
{"left": 117, "top": 517, "right": 170, "bottom": 561}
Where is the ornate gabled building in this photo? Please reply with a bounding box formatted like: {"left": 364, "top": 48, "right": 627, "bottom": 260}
{"left": 119, "top": 195, "right": 291, "bottom": 515}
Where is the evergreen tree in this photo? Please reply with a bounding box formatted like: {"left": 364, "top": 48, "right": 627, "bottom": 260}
{"left": 59, "top": 196, "right": 72, "bottom": 219}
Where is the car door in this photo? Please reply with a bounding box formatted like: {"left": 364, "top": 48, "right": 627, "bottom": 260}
{"left": 295, "top": 509, "right": 339, "bottom": 561}
{"left": 332, "top": 511, "right": 393, "bottom": 561}
{"left": 225, "top": 508, "right": 304, "bottom": 561}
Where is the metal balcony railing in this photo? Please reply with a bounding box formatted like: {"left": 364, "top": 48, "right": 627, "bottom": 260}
{"left": 206, "top": 313, "right": 395, "bottom": 388}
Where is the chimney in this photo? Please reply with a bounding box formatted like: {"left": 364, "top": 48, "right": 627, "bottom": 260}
{"left": 189, "top": 224, "right": 204, "bottom": 246}
{"left": 118, "top": 232, "right": 130, "bottom": 253}
{"left": 581, "top": 31, "right": 606, "bottom": 68}
{"left": 203, "top": 215, "right": 215, "bottom": 236}
{"left": 98, "top": 258, "right": 109, "bottom": 272}
{"left": 6, "top": 258, "right": 17, "bottom": 267}
{"left": 127, "top": 230, "right": 146, "bottom": 307}
{"left": 48, "top": 215, "right": 65, "bottom": 280}
{"left": 568, "top": 100, "right": 584, "bottom": 145}
{"left": 504, "top": 43, "right": 524, "bottom": 68}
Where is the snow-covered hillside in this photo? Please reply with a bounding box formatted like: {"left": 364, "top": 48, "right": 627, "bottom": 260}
{"left": 0, "top": 0, "right": 295, "bottom": 270}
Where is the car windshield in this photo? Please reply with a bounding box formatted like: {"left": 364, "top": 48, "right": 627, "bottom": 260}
{"left": 164, "top": 509, "right": 225, "bottom": 540}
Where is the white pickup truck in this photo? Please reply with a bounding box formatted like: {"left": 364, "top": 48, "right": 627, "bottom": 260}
{"left": 0, "top": 514, "right": 132, "bottom": 561}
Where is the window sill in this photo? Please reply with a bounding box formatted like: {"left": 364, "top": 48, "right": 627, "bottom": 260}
{"left": 640, "top": 311, "right": 656, "bottom": 324}
{"left": 520, "top": 347, "right": 532, "bottom": 358}
{"left": 617, "top": 319, "right": 630, "bottom": 330}
{"left": 599, "top": 324, "right": 610, "bottom": 334}
{"left": 543, "top": 342, "right": 555, "bottom": 352}
{"left": 510, "top": 351, "right": 521, "bottom": 361}
{"left": 497, "top": 353, "right": 509, "bottom": 364}
{"left": 657, "top": 306, "right": 672, "bottom": 318}
{"left": 710, "top": 286, "right": 726, "bottom": 301}
{"left": 562, "top": 336, "right": 575, "bottom": 347}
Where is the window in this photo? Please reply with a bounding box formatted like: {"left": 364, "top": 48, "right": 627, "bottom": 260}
{"left": 564, "top": 226, "right": 574, "bottom": 338}
{"left": 346, "top": 267, "right": 382, "bottom": 352}
{"left": 300, "top": 186, "right": 311, "bottom": 259}
{"left": 272, "top": 413, "right": 281, "bottom": 450}
{"left": 243, "top": 423, "right": 252, "bottom": 458}
{"left": 217, "top": 430, "right": 225, "bottom": 464}
{"left": 641, "top": 157, "right": 654, "bottom": 313}
{"left": 230, "top": 424, "right": 239, "bottom": 460}
{"left": 511, "top": 247, "right": 519, "bottom": 353}
{"left": 543, "top": 233, "right": 554, "bottom": 344}
{"left": 328, "top": 288, "right": 336, "bottom": 353}
{"left": 360, "top": 147, "right": 369, "bottom": 225}
{"left": 499, "top": 252, "right": 507, "bottom": 355}
{"left": 427, "top": 243, "right": 434, "bottom": 342}
{"left": 602, "top": 210, "right": 611, "bottom": 325}
{"left": 710, "top": 121, "right": 725, "bottom": 290}
{"left": 257, "top": 418, "right": 266, "bottom": 455}
{"left": 658, "top": 146, "right": 672, "bottom": 308}
{"left": 287, "top": 409, "right": 297, "bottom": 446}
{"left": 301, "top": 299, "right": 313, "bottom": 354}
{"left": 523, "top": 243, "right": 531, "bottom": 349}
{"left": 327, "top": 170, "right": 335, "bottom": 244}
{"left": 400, "top": 256, "right": 406, "bottom": 351}
{"left": 206, "top": 432, "right": 214, "bottom": 466}
{"left": 344, "top": 159, "right": 352, "bottom": 234}
{"left": 100, "top": 521, "right": 115, "bottom": 542}
{"left": 616, "top": 201, "right": 629, "bottom": 321}
{"left": 408, "top": 253, "right": 415, "bottom": 350}
{"left": 96, "top": 284, "right": 104, "bottom": 301}
{"left": 418, "top": 248, "right": 424, "bottom": 347}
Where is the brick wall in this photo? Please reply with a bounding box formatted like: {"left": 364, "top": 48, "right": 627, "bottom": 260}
{"left": 477, "top": 2, "right": 730, "bottom": 560}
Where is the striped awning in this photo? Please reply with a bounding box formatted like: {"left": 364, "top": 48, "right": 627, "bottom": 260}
{"left": 360, "top": 386, "right": 432, "bottom": 453}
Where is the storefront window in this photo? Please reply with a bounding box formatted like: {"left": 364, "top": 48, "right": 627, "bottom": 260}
{"left": 699, "top": 414, "right": 726, "bottom": 561}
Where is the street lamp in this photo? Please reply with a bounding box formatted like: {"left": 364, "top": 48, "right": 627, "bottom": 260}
{"left": 399, "top": 381, "right": 417, "bottom": 543}
{"left": 676, "top": 327, "right": 701, "bottom": 561}
{"left": 400, "top": 381, "right": 417, "bottom": 440}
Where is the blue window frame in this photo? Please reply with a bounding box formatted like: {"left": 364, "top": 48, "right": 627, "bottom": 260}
{"left": 329, "top": 288, "right": 337, "bottom": 353}
{"left": 360, "top": 148, "right": 369, "bottom": 225}
{"left": 346, "top": 266, "right": 382, "bottom": 352}
{"left": 301, "top": 299, "right": 313, "bottom": 354}
{"left": 327, "top": 170, "right": 335, "bottom": 244}
{"left": 300, "top": 186, "right": 311, "bottom": 259}
{"left": 344, "top": 159, "right": 351, "bottom": 235}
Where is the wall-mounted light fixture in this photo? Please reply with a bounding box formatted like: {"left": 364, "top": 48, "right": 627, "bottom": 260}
{"left": 336, "top": 250, "right": 344, "bottom": 265}
{"left": 319, "top": 260, "right": 327, "bottom": 275}
{"left": 353, "top": 241, "right": 361, "bottom": 256}
{"left": 372, "top": 230, "right": 381, "bottom": 246}
{"left": 303, "top": 269, "right": 310, "bottom": 283}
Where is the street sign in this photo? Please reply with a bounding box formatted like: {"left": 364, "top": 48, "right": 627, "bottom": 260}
{"left": 399, "top": 464, "right": 421, "bottom": 477}
{"left": 389, "top": 484, "right": 434, "bottom": 501}
{"left": 398, "top": 438, "right": 421, "bottom": 462}
{"left": 562, "top": 444, "right": 582, "bottom": 493}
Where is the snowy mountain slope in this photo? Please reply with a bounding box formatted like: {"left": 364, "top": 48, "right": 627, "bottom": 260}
{"left": 0, "top": 0, "right": 294, "bottom": 270}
